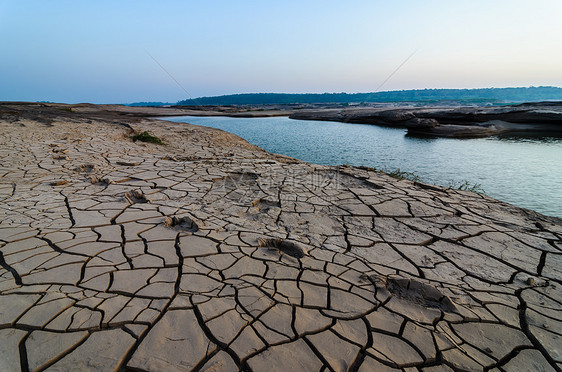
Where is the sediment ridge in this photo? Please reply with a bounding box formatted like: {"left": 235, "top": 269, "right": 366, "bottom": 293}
{"left": 0, "top": 102, "right": 561, "bottom": 371}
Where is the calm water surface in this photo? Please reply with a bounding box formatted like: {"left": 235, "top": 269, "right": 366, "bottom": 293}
{"left": 166, "top": 116, "right": 562, "bottom": 218}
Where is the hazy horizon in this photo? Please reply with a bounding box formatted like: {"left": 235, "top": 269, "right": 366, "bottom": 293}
{"left": 2, "top": 0, "right": 562, "bottom": 103}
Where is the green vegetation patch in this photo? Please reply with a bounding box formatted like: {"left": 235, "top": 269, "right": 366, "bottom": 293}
{"left": 352, "top": 165, "right": 487, "bottom": 195}
{"left": 382, "top": 168, "right": 421, "bottom": 182}
{"left": 131, "top": 131, "right": 164, "bottom": 144}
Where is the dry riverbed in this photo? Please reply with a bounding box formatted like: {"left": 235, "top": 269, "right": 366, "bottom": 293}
{"left": 0, "top": 102, "right": 561, "bottom": 371}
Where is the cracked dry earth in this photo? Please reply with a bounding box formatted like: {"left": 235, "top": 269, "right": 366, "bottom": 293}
{"left": 1, "top": 104, "right": 561, "bottom": 372}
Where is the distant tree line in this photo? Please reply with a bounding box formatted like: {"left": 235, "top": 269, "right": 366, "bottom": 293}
{"left": 175, "top": 86, "right": 562, "bottom": 106}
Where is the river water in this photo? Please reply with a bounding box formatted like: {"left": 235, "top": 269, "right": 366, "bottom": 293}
{"left": 166, "top": 116, "right": 562, "bottom": 218}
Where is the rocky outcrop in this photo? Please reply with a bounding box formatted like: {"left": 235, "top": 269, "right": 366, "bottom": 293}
{"left": 406, "top": 119, "right": 507, "bottom": 138}
{"left": 289, "top": 102, "right": 562, "bottom": 138}
{"left": 0, "top": 103, "right": 561, "bottom": 371}
{"left": 405, "top": 117, "right": 440, "bottom": 129}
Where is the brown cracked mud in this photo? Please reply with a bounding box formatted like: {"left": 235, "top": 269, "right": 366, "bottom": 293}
{"left": 0, "top": 102, "right": 561, "bottom": 372}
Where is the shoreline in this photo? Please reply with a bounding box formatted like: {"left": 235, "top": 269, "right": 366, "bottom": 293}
{"left": 164, "top": 114, "right": 561, "bottom": 219}
{"left": 0, "top": 102, "right": 561, "bottom": 371}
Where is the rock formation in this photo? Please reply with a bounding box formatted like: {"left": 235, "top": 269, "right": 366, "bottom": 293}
{"left": 290, "top": 102, "right": 562, "bottom": 138}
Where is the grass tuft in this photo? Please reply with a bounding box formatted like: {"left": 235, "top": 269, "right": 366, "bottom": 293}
{"left": 131, "top": 131, "right": 163, "bottom": 144}
{"left": 382, "top": 168, "right": 421, "bottom": 182}
{"left": 351, "top": 165, "right": 486, "bottom": 194}
{"left": 448, "top": 180, "right": 485, "bottom": 194}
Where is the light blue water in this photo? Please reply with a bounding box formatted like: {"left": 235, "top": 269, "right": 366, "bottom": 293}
{"left": 166, "top": 116, "right": 562, "bottom": 218}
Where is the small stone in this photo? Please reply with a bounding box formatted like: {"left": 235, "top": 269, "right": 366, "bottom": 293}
{"left": 90, "top": 175, "right": 102, "bottom": 184}
{"left": 75, "top": 163, "right": 97, "bottom": 173}
{"left": 163, "top": 215, "right": 199, "bottom": 232}
{"left": 257, "top": 237, "right": 305, "bottom": 258}
{"left": 50, "top": 180, "right": 69, "bottom": 186}
{"left": 124, "top": 189, "right": 150, "bottom": 204}
{"left": 90, "top": 176, "right": 114, "bottom": 185}
{"left": 116, "top": 161, "right": 139, "bottom": 166}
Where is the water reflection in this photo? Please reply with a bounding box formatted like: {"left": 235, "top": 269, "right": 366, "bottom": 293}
{"left": 492, "top": 133, "right": 562, "bottom": 144}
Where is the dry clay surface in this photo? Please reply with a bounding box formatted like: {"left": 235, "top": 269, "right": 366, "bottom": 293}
{"left": 0, "top": 103, "right": 561, "bottom": 372}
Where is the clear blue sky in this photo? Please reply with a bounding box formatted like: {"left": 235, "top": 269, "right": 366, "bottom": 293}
{"left": 1, "top": 0, "right": 561, "bottom": 103}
